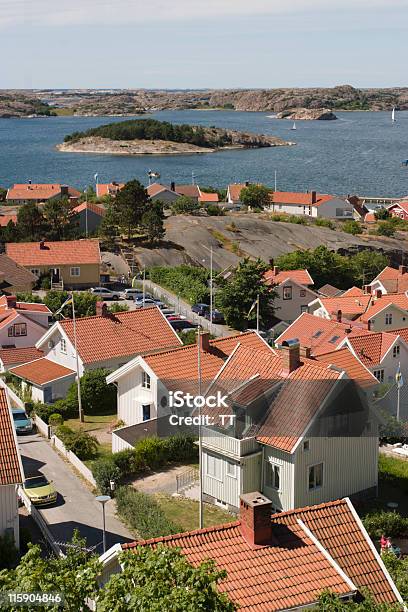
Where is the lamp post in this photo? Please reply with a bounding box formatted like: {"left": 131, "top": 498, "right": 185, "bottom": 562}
{"left": 96, "top": 495, "right": 111, "bottom": 553}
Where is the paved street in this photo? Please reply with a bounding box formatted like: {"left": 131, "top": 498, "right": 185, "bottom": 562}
{"left": 18, "top": 433, "right": 134, "bottom": 553}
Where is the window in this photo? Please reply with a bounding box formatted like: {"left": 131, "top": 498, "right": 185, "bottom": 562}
{"left": 8, "top": 323, "right": 27, "bottom": 337}
{"left": 265, "top": 460, "right": 280, "bottom": 490}
{"left": 308, "top": 463, "right": 323, "bottom": 490}
{"left": 329, "top": 335, "right": 340, "bottom": 345}
{"left": 374, "top": 369, "right": 384, "bottom": 383}
{"left": 206, "top": 454, "right": 222, "bottom": 480}
{"left": 226, "top": 460, "right": 237, "bottom": 478}
{"left": 70, "top": 267, "right": 80, "bottom": 277}
{"left": 300, "top": 305, "right": 308, "bottom": 313}
{"left": 142, "top": 371, "right": 151, "bottom": 389}
{"left": 299, "top": 289, "right": 306, "bottom": 297}
{"left": 30, "top": 268, "right": 40, "bottom": 276}
{"left": 142, "top": 404, "right": 151, "bottom": 421}
{"left": 60, "top": 338, "right": 67, "bottom": 354}
{"left": 313, "top": 330, "right": 323, "bottom": 338}
{"left": 283, "top": 286, "right": 292, "bottom": 300}
{"left": 303, "top": 440, "right": 310, "bottom": 451}
{"left": 393, "top": 345, "right": 400, "bottom": 358}
{"left": 385, "top": 313, "right": 393, "bottom": 325}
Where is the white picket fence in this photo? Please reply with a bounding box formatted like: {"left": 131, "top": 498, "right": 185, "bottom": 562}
{"left": 51, "top": 434, "right": 97, "bottom": 488}
{"left": 34, "top": 414, "right": 51, "bottom": 439}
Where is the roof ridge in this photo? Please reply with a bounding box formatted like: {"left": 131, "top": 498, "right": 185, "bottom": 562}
{"left": 272, "top": 498, "right": 347, "bottom": 519}
{"left": 123, "top": 520, "right": 241, "bottom": 548}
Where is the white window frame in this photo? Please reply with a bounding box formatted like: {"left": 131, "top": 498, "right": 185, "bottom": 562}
{"left": 283, "top": 286, "right": 292, "bottom": 300}
{"left": 374, "top": 369, "right": 384, "bottom": 383}
{"left": 393, "top": 345, "right": 400, "bottom": 358}
{"left": 226, "top": 460, "right": 237, "bottom": 479}
{"left": 70, "top": 267, "right": 81, "bottom": 277}
{"left": 265, "top": 460, "right": 281, "bottom": 491}
{"left": 308, "top": 462, "right": 323, "bottom": 491}
{"left": 60, "top": 338, "right": 67, "bottom": 354}
{"left": 206, "top": 453, "right": 222, "bottom": 481}
{"left": 385, "top": 313, "right": 393, "bottom": 325}
{"left": 142, "top": 371, "right": 151, "bottom": 389}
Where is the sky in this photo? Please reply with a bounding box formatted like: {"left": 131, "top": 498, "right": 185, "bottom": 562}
{"left": 0, "top": 0, "right": 406, "bottom": 89}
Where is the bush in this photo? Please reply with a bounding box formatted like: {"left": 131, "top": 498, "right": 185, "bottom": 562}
{"left": 148, "top": 265, "right": 209, "bottom": 304}
{"left": 64, "top": 369, "right": 116, "bottom": 416}
{"left": 206, "top": 204, "right": 225, "bottom": 216}
{"left": 108, "top": 302, "right": 129, "bottom": 313}
{"left": 363, "top": 510, "right": 408, "bottom": 539}
{"left": 287, "top": 215, "right": 307, "bottom": 224}
{"left": 376, "top": 221, "right": 395, "bottom": 237}
{"left": 15, "top": 292, "right": 42, "bottom": 304}
{"left": 164, "top": 434, "right": 198, "bottom": 462}
{"left": 93, "top": 456, "right": 121, "bottom": 495}
{"left": 48, "top": 413, "right": 63, "bottom": 427}
{"left": 56, "top": 425, "right": 99, "bottom": 460}
{"left": 115, "top": 486, "right": 180, "bottom": 539}
{"left": 134, "top": 437, "right": 169, "bottom": 470}
{"left": 342, "top": 219, "right": 361, "bottom": 235}
{"left": 0, "top": 532, "right": 18, "bottom": 569}
{"left": 315, "top": 218, "right": 334, "bottom": 229}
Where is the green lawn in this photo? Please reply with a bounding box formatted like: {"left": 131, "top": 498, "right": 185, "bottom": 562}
{"left": 358, "top": 454, "right": 408, "bottom": 517}
{"left": 64, "top": 412, "right": 116, "bottom": 433}
{"left": 154, "top": 493, "right": 233, "bottom": 532}
{"left": 83, "top": 442, "right": 112, "bottom": 469}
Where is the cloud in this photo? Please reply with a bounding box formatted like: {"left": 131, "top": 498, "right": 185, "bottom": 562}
{"left": 1, "top": 0, "right": 405, "bottom": 29}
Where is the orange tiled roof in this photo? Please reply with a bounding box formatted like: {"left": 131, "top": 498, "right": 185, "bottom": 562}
{"left": 10, "top": 358, "right": 75, "bottom": 385}
{"left": 276, "top": 312, "right": 371, "bottom": 356}
{"left": 96, "top": 183, "right": 125, "bottom": 198}
{"left": 0, "top": 346, "right": 44, "bottom": 367}
{"left": 317, "top": 294, "right": 372, "bottom": 319}
{"left": 198, "top": 192, "right": 219, "bottom": 203}
{"left": 392, "top": 327, "right": 408, "bottom": 344}
{"left": 6, "top": 184, "right": 80, "bottom": 201}
{"left": 227, "top": 183, "right": 246, "bottom": 202}
{"left": 146, "top": 183, "right": 170, "bottom": 197}
{"left": 271, "top": 191, "right": 334, "bottom": 207}
{"left": 389, "top": 200, "right": 408, "bottom": 215}
{"left": 0, "top": 215, "right": 17, "bottom": 227}
{"left": 175, "top": 184, "right": 200, "bottom": 198}
{"left": 0, "top": 296, "right": 50, "bottom": 314}
{"left": 370, "top": 266, "right": 408, "bottom": 294}
{"left": 73, "top": 202, "right": 105, "bottom": 216}
{"left": 315, "top": 347, "right": 377, "bottom": 387}
{"left": 0, "top": 388, "right": 23, "bottom": 486}
{"left": 360, "top": 293, "right": 408, "bottom": 323}
{"left": 364, "top": 212, "right": 376, "bottom": 223}
{"left": 121, "top": 498, "right": 399, "bottom": 609}
{"left": 342, "top": 286, "right": 365, "bottom": 297}
{"left": 6, "top": 239, "right": 101, "bottom": 266}
{"left": 59, "top": 306, "right": 182, "bottom": 364}
{"left": 345, "top": 332, "right": 397, "bottom": 367}
{"left": 264, "top": 268, "right": 314, "bottom": 286}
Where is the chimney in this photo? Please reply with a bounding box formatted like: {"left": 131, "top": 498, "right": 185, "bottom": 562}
{"left": 399, "top": 265, "right": 407, "bottom": 275}
{"left": 245, "top": 181, "right": 249, "bottom": 187}
{"left": 311, "top": 190, "right": 317, "bottom": 205}
{"left": 60, "top": 184, "right": 69, "bottom": 197}
{"left": 300, "top": 345, "right": 311, "bottom": 359}
{"left": 96, "top": 301, "right": 109, "bottom": 317}
{"left": 273, "top": 265, "right": 280, "bottom": 276}
{"left": 6, "top": 295, "right": 16, "bottom": 309}
{"left": 240, "top": 492, "right": 272, "bottom": 547}
{"left": 28, "top": 180, "right": 32, "bottom": 185}
{"left": 39, "top": 240, "right": 45, "bottom": 249}
{"left": 171, "top": 181, "right": 176, "bottom": 192}
{"left": 337, "top": 309, "right": 342, "bottom": 323}
{"left": 198, "top": 330, "right": 211, "bottom": 352}
{"left": 280, "top": 339, "right": 300, "bottom": 375}
{"left": 375, "top": 289, "right": 382, "bottom": 299}
{"left": 363, "top": 285, "right": 370, "bottom": 294}
{"left": 367, "top": 319, "right": 371, "bottom": 331}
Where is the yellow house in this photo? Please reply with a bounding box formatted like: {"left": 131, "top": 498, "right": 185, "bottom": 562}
{"left": 6, "top": 239, "right": 101, "bottom": 289}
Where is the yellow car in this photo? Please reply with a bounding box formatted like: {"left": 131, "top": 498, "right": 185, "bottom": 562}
{"left": 23, "top": 475, "right": 57, "bottom": 506}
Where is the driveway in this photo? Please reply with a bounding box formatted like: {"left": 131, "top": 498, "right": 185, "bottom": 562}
{"left": 19, "top": 433, "right": 134, "bottom": 553}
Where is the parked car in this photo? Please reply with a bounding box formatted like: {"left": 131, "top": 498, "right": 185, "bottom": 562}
{"left": 204, "top": 309, "right": 225, "bottom": 324}
{"left": 90, "top": 287, "right": 120, "bottom": 300}
{"left": 22, "top": 475, "right": 57, "bottom": 506}
{"left": 153, "top": 299, "right": 167, "bottom": 309}
{"left": 134, "top": 297, "right": 156, "bottom": 308}
{"left": 120, "top": 288, "right": 143, "bottom": 300}
{"left": 191, "top": 303, "right": 209, "bottom": 316}
{"left": 162, "top": 308, "right": 176, "bottom": 317}
{"left": 166, "top": 315, "right": 181, "bottom": 321}
{"left": 12, "top": 408, "right": 33, "bottom": 434}
{"left": 170, "top": 319, "right": 198, "bottom": 331}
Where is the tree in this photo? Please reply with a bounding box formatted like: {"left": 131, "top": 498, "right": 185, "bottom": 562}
{"left": 114, "top": 179, "right": 149, "bottom": 238}
{"left": 349, "top": 250, "right": 389, "bottom": 288}
{"left": 215, "top": 258, "right": 275, "bottom": 330}
{"left": 374, "top": 207, "right": 390, "bottom": 221}
{"left": 0, "top": 220, "right": 18, "bottom": 243}
{"left": 377, "top": 221, "right": 395, "bottom": 237}
{"left": 97, "top": 545, "right": 236, "bottom": 612}
{"left": 64, "top": 368, "right": 117, "bottom": 415}
{"left": 240, "top": 185, "right": 271, "bottom": 210}
{"left": 141, "top": 201, "right": 165, "bottom": 242}
{"left": 44, "top": 290, "right": 97, "bottom": 318}
{"left": 0, "top": 187, "right": 7, "bottom": 202}
{"left": 316, "top": 589, "right": 400, "bottom": 610}
{"left": 17, "top": 203, "right": 45, "bottom": 241}
{"left": 99, "top": 202, "right": 119, "bottom": 248}
{"left": 0, "top": 533, "right": 101, "bottom": 612}
{"left": 43, "top": 197, "right": 76, "bottom": 240}
{"left": 171, "top": 196, "right": 199, "bottom": 215}
{"left": 343, "top": 220, "right": 361, "bottom": 235}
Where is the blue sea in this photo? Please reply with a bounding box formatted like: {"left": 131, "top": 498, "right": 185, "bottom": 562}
{"left": 0, "top": 110, "right": 407, "bottom": 197}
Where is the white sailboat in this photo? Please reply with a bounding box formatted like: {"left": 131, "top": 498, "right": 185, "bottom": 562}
{"left": 392, "top": 107, "right": 396, "bottom": 123}
{"left": 291, "top": 121, "right": 297, "bottom": 131}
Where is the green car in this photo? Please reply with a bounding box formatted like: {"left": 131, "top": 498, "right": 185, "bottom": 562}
{"left": 23, "top": 475, "right": 57, "bottom": 506}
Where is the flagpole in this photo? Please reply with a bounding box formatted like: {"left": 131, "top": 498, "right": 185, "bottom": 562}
{"left": 197, "top": 326, "right": 203, "bottom": 529}
{"left": 397, "top": 384, "right": 401, "bottom": 422}
{"left": 72, "top": 292, "right": 84, "bottom": 423}
{"left": 142, "top": 268, "right": 146, "bottom": 307}
{"left": 209, "top": 246, "right": 213, "bottom": 335}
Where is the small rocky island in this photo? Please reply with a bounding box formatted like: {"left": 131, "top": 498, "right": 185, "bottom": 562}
{"left": 58, "top": 118, "right": 294, "bottom": 155}
{"left": 275, "top": 108, "right": 337, "bottom": 121}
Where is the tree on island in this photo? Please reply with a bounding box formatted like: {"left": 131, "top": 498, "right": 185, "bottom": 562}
{"left": 240, "top": 184, "right": 271, "bottom": 210}
{"left": 142, "top": 201, "right": 165, "bottom": 242}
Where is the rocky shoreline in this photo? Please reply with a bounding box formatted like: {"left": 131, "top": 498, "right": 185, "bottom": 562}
{"left": 275, "top": 108, "right": 337, "bottom": 121}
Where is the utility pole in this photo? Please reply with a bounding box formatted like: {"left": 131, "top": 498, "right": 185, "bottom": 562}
{"left": 197, "top": 327, "right": 203, "bottom": 529}
{"left": 142, "top": 268, "right": 146, "bottom": 307}
{"left": 210, "top": 246, "right": 213, "bottom": 334}
{"left": 256, "top": 294, "right": 260, "bottom": 334}
{"left": 72, "top": 292, "right": 84, "bottom": 423}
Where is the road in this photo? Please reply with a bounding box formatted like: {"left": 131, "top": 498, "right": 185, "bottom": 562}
{"left": 18, "top": 433, "right": 134, "bottom": 553}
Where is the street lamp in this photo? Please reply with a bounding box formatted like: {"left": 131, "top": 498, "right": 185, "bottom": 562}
{"left": 95, "top": 494, "right": 111, "bottom": 553}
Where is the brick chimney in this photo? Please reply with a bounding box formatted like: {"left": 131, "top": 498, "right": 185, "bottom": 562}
{"left": 96, "top": 301, "right": 109, "bottom": 317}
{"left": 280, "top": 339, "right": 300, "bottom": 375}
{"left": 171, "top": 181, "right": 176, "bottom": 192}
{"left": 399, "top": 265, "right": 407, "bottom": 275}
{"left": 39, "top": 240, "right": 46, "bottom": 249}
{"left": 375, "top": 289, "right": 382, "bottom": 299}
{"left": 198, "top": 330, "right": 211, "bottom": 352}
{"left": 240, "top": 492, "right": 272, "bottom": 547}
{"left": 273, "top": 265, "right": 280, "bottom": 276}
{"left": 6, "top": 295, "right": 16, "bottom": 309}
{"left": 60, "top": 185, "right": 69, "bottom": 197}
{"left": 311, "top": 190, "right": 317, "bottom": 205}
{"left": 363, "top": 285, "right": 370, "bottom": 294}
{"left": 300, "top": 345, "right": 311, "bottom": 359}
{"left": 336, "top": 309, "right": 342, "bottom": 323}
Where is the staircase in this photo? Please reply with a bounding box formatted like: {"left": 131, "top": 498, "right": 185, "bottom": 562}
{"left": 121, "top": 247, "right": 139, "bottom": 278}
{"left": 51, "top": 280, "right": 64, "bottom": 291}
{"left": 176, "top": 467, "right": 199, "bottom": 494}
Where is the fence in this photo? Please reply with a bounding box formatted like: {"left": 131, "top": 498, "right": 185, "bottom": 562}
{"left": 176, "top": 467, "right": 199, "bottom": 493}
{"left": 18, "top": 487, "right": 64, "bottom": 557}
{"left": 112, "top": 429, "right": 133, "bottom": 453}
{"left": 51, "top": 434, "right": 97, "bottom": 488}
{"left": 34, "top": 414, "right": 51, "bottom": 439}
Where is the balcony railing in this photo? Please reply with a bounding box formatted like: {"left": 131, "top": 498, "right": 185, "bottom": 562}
{"left": 201, "top": 426, "right": 259, "bottom": 457}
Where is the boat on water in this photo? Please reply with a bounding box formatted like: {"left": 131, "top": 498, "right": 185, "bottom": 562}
{"left": 392, "top": 107, "right": 396, "bottom": 123}
{"left": 291, "top": 122, "right": 297, "bottom": 131}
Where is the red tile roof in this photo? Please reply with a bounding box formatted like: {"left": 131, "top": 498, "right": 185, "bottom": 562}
{"left": 317, "top": 294, "right": 372, "bottom": 319}
{"left": 276, "top": 312, "right": 371, "bottom": 356}
{"left": 389, "top": 200, "right": 408, "bottom": 215}
{"left": 370, "top": 266, "right": 408, "bottom": 294}
{"left": 146, "top": 183, "right": 171, "bottom": 197}
{"left": 0, "top": 346, "right": 44, "bottom": 367}
{"left": 59, "top": 306, "right": 182, "bottom": 364}
{"left": 360, "top": 293, "right": 408, "bottom": 323}
{"left": 0, "top": 295, "right": 50, "bottom": 314}
{"left": 175, "top": 184, "right": 200, "bottom": 198}
{"left": 264, "top": 268, "right": 314, "bottom": 286}
{"left": 121, "top": 498, "right": 400, "bottom": 609}
{"left": 345, "top": 332, "right": 397, "bottom": 367}
{"left": 0, "top": 215, "right": 17, "bottom": 227}
{"left": 227, "top": 183, "right": 246, "bottom": 202}
{"left": 364, "top": 211, "right": 376, "bottom": 223}
{"left": 96, "top": 183, "right": 125, "bottom": 198}
{"left": 72, "top": 202, "right": 105, "bottom": 216}
{"left": 10, "top": 358, "right": 75, "bottom": 385}
{"left": 0, "top": 387, "right": 24, "bottom": 486}
{"left": 7, "top": 184, "right": 80, "bottom": 201}
{"left": 198, "top": 191, "right": 219, "bottom": 203}
{"left": 315, "top": 347, "right": 377, "bottom": 387}
{"left": 342, "top": 286, "right": 365, "bottom": 297}
{"left": 271, "top": 191, "right": 335, "bottom": 207}
{"left": 6, "top": 239, "right": 101, "bottom": 266}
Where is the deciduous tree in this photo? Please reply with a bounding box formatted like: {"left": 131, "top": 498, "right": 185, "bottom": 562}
{"left": 240, "top": 184, "right": 271, "bottom": 210}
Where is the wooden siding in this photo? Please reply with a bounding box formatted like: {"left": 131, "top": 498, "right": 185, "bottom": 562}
{"left": 262, "top": 446, "right": 294, "bottom": 511}
{"left": 0, "top": 484, "right": 19, "bottom": 548}
{"left": 201, "top": 427, "right": 259, "bottom": 458}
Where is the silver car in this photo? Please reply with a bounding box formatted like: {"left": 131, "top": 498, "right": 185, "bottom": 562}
{"left": 90, "top": 287, "right": 120, "bottom": 300}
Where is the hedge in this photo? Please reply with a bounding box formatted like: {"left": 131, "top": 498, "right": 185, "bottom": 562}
{"left": 93, "top": 434, "right": 197, "bottom": 494}
{"left": 363, "top": 510, "right": 408, "bottom": 539}
{"left": 55, "top": 425, "right": 99, "bottom": 460}
{"left": 31, "top": 399, "right": 77, "bottom": 424}
{"left": 115, "top": 486, "right": 181, "bottom": 539}
{"left": 148, "top": 265, "right": 209, "bottom": 305}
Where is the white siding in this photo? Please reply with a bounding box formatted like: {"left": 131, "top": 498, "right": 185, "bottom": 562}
{"left": 112, "top": 430, "right": 133, "bottom": 453}
{"left": 0, "top": 484, "right": 19, "bottom": 547}
{"left": 293, "top": 436, "right": 378, "bottom": 509}
{"left": 116, "top": 364, "right": 158, "bottom": 426}
{"left": 317, "top": 198, "right": 354, "bottom": 219}
{"left": 202, "top": 449, "right": 241, "bottom": 508}
{"left": 369, "top": 305, "right": 408, "bottom": 332}
{"left": 274, "top": 280, "right": 317, "bottom": 323}
{"left": 0, "top": 313, "right": 47, "bottom": 349}
{"left": 262, "top": 446, "right": 294, "bottom": 511}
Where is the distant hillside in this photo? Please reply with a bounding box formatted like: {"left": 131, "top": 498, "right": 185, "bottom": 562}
{"left": 0, "top": 93, "right": 56, "bottom": 118}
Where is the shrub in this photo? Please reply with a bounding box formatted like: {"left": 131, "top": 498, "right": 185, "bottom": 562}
{"left": 64, "top": 369, "right": 116, "bottom": 416}
{"left": 108, "top": 302, "right": 129, "bottom": 313}
{"left": 342, "top": 220, "right": 361, "bottom": 235}
{"left": 206, "top": 204, "right": 225, "bottom": 216}
{"left": 115, "top": 486, "right": 180, "bottom": 539}
{"left": 148, "top": 265, "right": 209, "bottom": 304}
{"left": 287, "top": 215, "right": 307, "bottom": 224}
{"left": 164, "top": 434, "right": 198, "bottom": 462}
{"left": 56, "top": 425, "right": 99, "bottom": 460}
{"left": 0, "top": 532, "right": 18, "bottom": 569}
{"left": 48, "top": 413, "right": 63, "bottom": 427}
{"left": 134, "top": 437, "right": 169, "bottom": 470}
{"left": 363, "top": 510, "right": 408, "bottom": 539}
{"left": 15, "top": 292, "right": 43, "bottom": 304}
{"left": 93, "top": 456, "right": 121, "bottom": 495}
{"left": 374, "top": 207, "right": 390, "bottom": 220}
{"left": 315, "top": 218, "right": 334, "bottom": 229}
{"left": 376, "top": 221, "right": 395, "bottom": 237}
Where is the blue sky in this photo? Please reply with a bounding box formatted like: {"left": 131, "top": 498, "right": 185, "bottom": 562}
{"left": 0, "top": 0, "right": 406, "bottom": 89}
